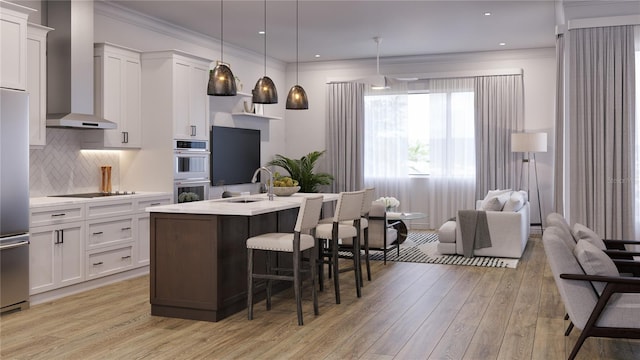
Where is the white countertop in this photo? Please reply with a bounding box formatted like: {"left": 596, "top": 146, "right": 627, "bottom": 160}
{"left": 30, "top": 192, "right": 172, "bottom": 208}
{"left": 147, "top": 193, "right": 339, "bottom": 216}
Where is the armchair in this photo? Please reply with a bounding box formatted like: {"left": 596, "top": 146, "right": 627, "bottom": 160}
{"left": 543, "top": 226, "right": 640, "bottom": 360}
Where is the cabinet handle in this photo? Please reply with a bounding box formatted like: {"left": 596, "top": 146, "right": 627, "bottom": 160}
{"left": 122, "top": 131, "right": 128, "bottom": 144}
{"left": 121, "top": 227, "right": 131, "bottom": 231}
{"left": 60, "top": 229, "right": 64, "bottom": 244}
{"left": 190, "top": 125, "right": 196, "bottom": 137}
{"left": 150, "top": 203, "right": 161, "bottom": 206}
{"left": 121, "top": 255, "right": 131, "bottom": 260}
{"left": 51, "top": 213, "right": 66, "bottom": 217}
{"left": 54, "top": 230, "right": 60, "bottom": 244}
{"left": 92, "top": 231, "right": 103, "bottom": 235}
{"left": 93, "top": 262, "right": 104, "bottom": 266}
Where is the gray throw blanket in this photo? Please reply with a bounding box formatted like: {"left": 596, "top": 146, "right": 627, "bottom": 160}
{"left": 458, "top": 210, "right": 492, "bottom": 258}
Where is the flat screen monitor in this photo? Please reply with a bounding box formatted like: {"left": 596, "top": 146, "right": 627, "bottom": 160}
{"left": 210, "top": 126, "right": 261, "bottom": 186}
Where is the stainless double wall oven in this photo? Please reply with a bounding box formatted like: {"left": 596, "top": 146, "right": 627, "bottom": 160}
{"left": 173, "top": 140, "right": 210, "bottom": 203}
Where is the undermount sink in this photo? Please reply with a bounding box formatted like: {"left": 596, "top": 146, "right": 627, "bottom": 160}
{"left": 225, "top": 198, "right": 263, "bottom": 204}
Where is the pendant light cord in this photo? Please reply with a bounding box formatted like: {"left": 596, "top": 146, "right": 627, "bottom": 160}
{"left": 296, "top": 0, "right": 299, "bottom": 84}
{"left": 263, "top": 0, "right": 267, "bottom": 76}
{"left": 220, "top": 0, "right": 224, "bottom": 63}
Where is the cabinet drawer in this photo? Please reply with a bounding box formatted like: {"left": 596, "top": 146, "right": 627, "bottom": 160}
{"left": 30, "top": 204, "right": 85, "bottom": 227}
{"left": 86, "top": 199, "right": 135, "bottom": 219}
{"left": 86, "top": 245, "right": 134, "bottom": 279}
{"left": 86, "top": 216, "right": 133, "bottom": 250}
{"left": 136, "top": 196, "right": 172, "bottom": 212}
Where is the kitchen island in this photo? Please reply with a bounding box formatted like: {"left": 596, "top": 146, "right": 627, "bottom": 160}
{"left": 146, "top": 193, "right": 338, "bottom": 322}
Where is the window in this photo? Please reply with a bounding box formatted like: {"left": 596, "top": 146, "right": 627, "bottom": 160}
{"left": 364, "top": 87, "right": 475, "bottom": 178}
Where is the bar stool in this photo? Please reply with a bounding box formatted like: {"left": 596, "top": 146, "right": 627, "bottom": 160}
{"left": 246, "top": 195, "right": 324, "bottom": 325}
{"left": 340, "top": 187, "right": 375, "bottom": 282}
{"left": 315, "top": 190, "right": 365, "bottom": 304}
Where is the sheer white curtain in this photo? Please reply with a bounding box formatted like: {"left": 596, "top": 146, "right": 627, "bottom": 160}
{"left": 363, "top": 80, "right": 410, "bottom": 206}
{"left": 426, "top": 78, "right": 476, "bottom": 228}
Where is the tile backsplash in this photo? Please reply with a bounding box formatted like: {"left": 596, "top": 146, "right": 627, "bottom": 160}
{"left": 29, "top": 129, "right": 120, "bottom": 197}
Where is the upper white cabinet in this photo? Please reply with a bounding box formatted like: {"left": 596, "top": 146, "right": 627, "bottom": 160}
{"left": 142, "top": 50, "right": 211, "bottom": 141}
{"left": 92, "top": 43, "right": 142, "bottom": 148}
{"left": 27, "top": 23, "right": 53, "bottom": 147}
{"left": 0, "top": 1, "right": 34, "bottom": 90}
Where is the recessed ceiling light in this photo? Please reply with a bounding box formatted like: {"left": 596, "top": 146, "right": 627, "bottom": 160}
{"left": 484, "top": 12, "right": 491, "bottom": 16}
{"left": 258, "top": 30, "right": 265, "bottom": 35}
{"left": 314, "top": 54, "right": 320, "bottom": 58}
{"left": 499, "top": 42, "right": 506, "bottom": 46}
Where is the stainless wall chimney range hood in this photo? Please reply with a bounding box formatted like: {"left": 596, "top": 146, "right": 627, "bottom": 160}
{"left": 46, "top": 0, "right": 116, "bottom": 129}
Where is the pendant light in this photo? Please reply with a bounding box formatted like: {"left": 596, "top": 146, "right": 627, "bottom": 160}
{"left": 207, "top": 0, "right": 236, "bottom": 96}
{"left": 252, "top": 0, "right": 278, "bottom": 104}
{"left": 285, "top": 0, "right": 308, "bottom": 110}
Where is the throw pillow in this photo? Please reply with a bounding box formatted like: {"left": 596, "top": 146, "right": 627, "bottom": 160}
{"left": 573, "top": 239, "right": 619, "bottom": 295}
{"left": 572, "top": 223, "right": 606, "bottom": 250}
{"left": 503, "top": 191, "right": 525, "bottom": 212}
{"left": 481, "top": 189, "right": 512, "bottom": 211}
{"left": 481, "top": 197, "right": 504, "bottom": 211}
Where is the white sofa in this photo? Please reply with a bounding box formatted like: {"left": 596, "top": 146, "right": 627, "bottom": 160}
{"left": 437, "top": 190, "right": 531, "bottom": 258}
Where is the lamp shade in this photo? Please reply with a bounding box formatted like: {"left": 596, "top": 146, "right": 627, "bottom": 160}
{"left": 252, "top": 76, "right": 278, "bottom": 104}
{"left": 207, "top": 64, "right": 236, "bottom": 96}
{"left": 286, "top": 85, "right": 308, "bottom": 109}
{"left": 511, "top": 132, "right": 547, "bottom": 153}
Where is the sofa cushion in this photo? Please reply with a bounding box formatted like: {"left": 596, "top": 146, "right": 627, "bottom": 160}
{"left": 572, "top": 223, "right": 606, "bottom": 250}
{"left": 481, "top": 189, "right": 511, "bottom": 211}
{"left": 574, "top": 239, "right": 620, "bottom": 295}
{"left": 503, "top": 190, "right": 526, "bottom": 212}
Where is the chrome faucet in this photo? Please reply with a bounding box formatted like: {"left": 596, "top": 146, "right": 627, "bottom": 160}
{"left": 251, "top": 166, "right": 274, "bottom": 201}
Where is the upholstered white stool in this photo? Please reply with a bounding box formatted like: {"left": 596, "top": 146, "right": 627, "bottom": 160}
{"left": 437, "top": 220, "right": 457, "bottom": 255}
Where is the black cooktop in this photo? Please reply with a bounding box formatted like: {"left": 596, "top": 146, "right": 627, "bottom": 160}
{"left": 49, "top": 192, "right": 135, "bottom": 198}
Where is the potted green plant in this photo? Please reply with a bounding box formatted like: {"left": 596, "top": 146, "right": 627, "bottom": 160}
{"left": 267, "top": 150, "right": 334, "bottom": 193}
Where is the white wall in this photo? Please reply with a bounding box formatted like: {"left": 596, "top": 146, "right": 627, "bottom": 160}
{"left": 285, "top": 48, "right": 556, "bottom": 228}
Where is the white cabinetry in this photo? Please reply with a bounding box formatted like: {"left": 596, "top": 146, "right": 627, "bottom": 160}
{"left": 84, "top": 198, "right": 136, "bottom": 280}
{"left": 27, "top": 23, "right": 53, "bottom": 147}
{"left": 142, "top": 50, "right": 212, "bottom": 141}
{"left": 29, "top": 204, "right": 86, "bottom": 295}
{"left": 29, "top": 193, "right": 171, "bottom": 300}
{"left": 91, "top": 43, "right": 142, "bottom": 148}
{"left": 0, "top": 1, "right": 34, "bottom": 90}
{"left": 135, "top": 195, "right": 172, "bottom": 266}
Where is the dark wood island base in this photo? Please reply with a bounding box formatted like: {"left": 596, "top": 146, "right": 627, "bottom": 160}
{"left": 150, "top": 209, "right": 298, "bottom": 322}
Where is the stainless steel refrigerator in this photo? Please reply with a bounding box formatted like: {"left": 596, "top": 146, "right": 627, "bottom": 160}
{"left": 0, "top": 88, "right": 30, "bottom": 313}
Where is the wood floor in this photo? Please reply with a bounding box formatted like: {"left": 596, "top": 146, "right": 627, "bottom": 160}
{"left": 1, "top": 236, "right": 639, "bottom": 359}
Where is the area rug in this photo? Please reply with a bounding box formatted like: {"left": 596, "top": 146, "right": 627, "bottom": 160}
{"left": 365, "top": 232, "right": 519, "bottom": 269}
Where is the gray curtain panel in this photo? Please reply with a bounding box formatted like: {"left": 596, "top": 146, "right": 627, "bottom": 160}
{"left": 568, "top": 25, "right": 636, "bottom": 239}
{"left": 326, "top": 82, "right": 365, "bottom": 193}
{"left": 474, "top": 75, "right": 524, "bottom": 199}
{"left": 554, "top": 33, "right": 565, "bottom": 215}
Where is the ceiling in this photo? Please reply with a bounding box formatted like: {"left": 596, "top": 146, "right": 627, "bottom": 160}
{"left": 106, "top": 0, "right": 561, "bottom": 63}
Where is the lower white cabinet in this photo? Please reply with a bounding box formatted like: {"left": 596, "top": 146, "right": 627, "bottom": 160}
{"left": 29, "top": 193, "right": 171, "bottom": 297}
{"left": 29, "top": 221, "right": 85, "bottom": 295}
{"left": 135, "top": 195, "right": 172, "bottom": 266}
{"left": 86, "top": 243, "right": 134, "bottom": 279}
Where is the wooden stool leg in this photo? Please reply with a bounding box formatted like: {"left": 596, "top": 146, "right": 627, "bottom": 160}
{"left": 332, "top": 236, "right": 340, "bottom": 304}
{"left": 247, "top": 248, "right": 254, "bottom": 320}
{"left": 354, "top": 232, "right": 362, "bottom": 298}
{"left": 293, "top": 249, "right": 303, "bottom": 325}
{"left": 310, "top": 246, "right": 319, "bottom": 316}
{"left": 317, "top": 238, "right": 324, "bottom": 292}
{"left": 265, "top": 251, "right": 272, "bottom": 311}
{"left": 364, "top": 228, "right": 371, "bottom": 281}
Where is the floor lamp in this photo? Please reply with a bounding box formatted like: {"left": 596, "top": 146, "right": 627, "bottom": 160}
{"left": 511, "top": 132, "right": 547, "bottom": 231}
